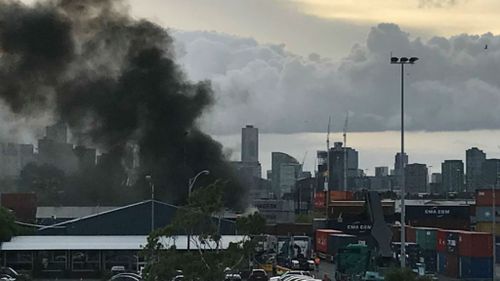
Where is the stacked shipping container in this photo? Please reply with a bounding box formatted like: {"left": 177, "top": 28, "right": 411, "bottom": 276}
{"left": 415, "top": 227, "right": 437, "bottom": 272}
{"left": 475, "top": 189, "right": 500, "bottom": 233}
{"left": 436, "top": 229, "right": 493, "bottom": 279}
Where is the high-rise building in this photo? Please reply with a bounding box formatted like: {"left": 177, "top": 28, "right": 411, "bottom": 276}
{"left": 240, "top": 125, "right": 261, "bottom": 178}
{"left": 242, "top": 125, "right": 258, "bottom": 163}
{"left": 405, "top": 163, "right": 428, "bottom": 193}
{"left": 480, "top": 159, "right": 500, "bottom": 188}
{"left": 271, "top": 152, "right": 302, "bottom": 198}
{"left": 375, "top": 167, "right": 389, "bottom": 177}
{"left": 466, "top": 147, "right": 486, "bottom": 192}
{"left": 442, "top": 160, "right": 464, "bottom": 193}
{"left": 430, "top": 173, "right": 442, "bottom": 194}
{"left": 328, "top": 142, "right": 358, "bottom": 191}
{"left": 46, "top": 122, "right": 68, "bottom": 143}
{"left": 316, "top": 150, "right": 328, "bottom": 192}
{"left": 0, "top": 143, "right": 35, "bottom": 178}
{"left": 394, "top": 152, "right": 408, "bottom": 176}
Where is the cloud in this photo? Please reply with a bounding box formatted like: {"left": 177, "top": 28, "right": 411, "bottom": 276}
{"left": 172, "top": 24, "right": 500, "bottom": 134}
{"left": 418, "top": 0, "right": 466, "bottom": 8}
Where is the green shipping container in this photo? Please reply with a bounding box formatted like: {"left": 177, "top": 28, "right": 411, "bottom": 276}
{"left": 415, "top": 228, "right": 437, "bottom": 250}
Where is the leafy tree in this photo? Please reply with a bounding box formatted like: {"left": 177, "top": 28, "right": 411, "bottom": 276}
{"left": 143, "top": 180, "right": 263, "bottom": 281}
{"left": 236, "top": 212, "right": 266, "bottom": 235}
{"left": 0, "top": 206, "right": 18, "bottom": 241}
{"left": 385, "top": 268, "right": 433, "bottom": 281}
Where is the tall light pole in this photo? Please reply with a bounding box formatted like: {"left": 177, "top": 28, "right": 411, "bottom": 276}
{"left": 391, "top": 55, "right": 419, "bottom": 268}
{"left": 187, "top": 170, "right": 210, "bottom": 251}
{"left": 145, "top": 175, "right": 155, "bottom": 233}
{"left": 188, "top": 170, "right": 210, "bottom": 196}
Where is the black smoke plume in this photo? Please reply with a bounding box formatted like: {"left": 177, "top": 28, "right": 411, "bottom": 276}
{"left": 0, "top": 0, "right": 245, "bottom": 209}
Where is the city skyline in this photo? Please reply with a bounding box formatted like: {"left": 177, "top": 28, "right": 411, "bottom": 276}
{"left": 215, "top": 130, "right": 500, "bottom": 176}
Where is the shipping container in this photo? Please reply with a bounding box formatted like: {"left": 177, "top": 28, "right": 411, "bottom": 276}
{"left": 329, "top": 191, "right": 354, "bottom": 201}
{"left": 437, "top": 252, "right": 447, "bottom": 274}
{"left": 422, "top": 250, "right": 437, "bottom": 273}
{"left": 405, "top": 205, "right": 470, "bottom": 220}
{"left": 392, "top": 225, "right": 401, "bottom": 242}
{"left": 0, "top": 192, "right": 37, "bottom": 222}
{"left": 445, "top": 253, "right": 459, "bottom": 278}
{"left": 475, "top": 206, "right": 499, "bottom": 222}
{"left": 446, "top": 231, "right": 459, "bottom": 254}
{"left": 313, "top": 218, "right": 327, "bottom": 232}
{"left": 406, "top": 226, "right": 416, "bottom": 243}
{"left": 476, "top": 189, "right": 500, "bottom": 206}
{"left": 476, "top": 221, "right": 500, "bottom": 234}
{"left": 437, "top": 229, "right": 447, "bottom": 252}
{"left": 392, "top": 242, "right": 422, "bottom": 269}
{"left": 329, "top": 221, "right": 373, "bottom": 236}
{"left": 415, "top": 227, "right": 437, "bottom": 250}
{"left": 459, "top": 256, "right": 493, "bottom": 279}
{"left": 409, "top": 217, "right": 470, "bottom": 230}
{"left": 315, "top": 229, "right": 343, "bottom": 253}
{"left": 327, "top": 233, "right": 358, "bottom": 258}
{"left": 458, "top": 231, "right": 493, "bottom": 257}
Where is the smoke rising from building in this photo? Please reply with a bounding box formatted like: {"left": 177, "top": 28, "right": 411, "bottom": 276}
{"left": 0, "top": 0, "right": 244, "bottom": 209}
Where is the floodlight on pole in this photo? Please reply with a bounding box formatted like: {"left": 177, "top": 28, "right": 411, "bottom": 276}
{"left": 390, "top": 55, "right": 419, "bottom": 269}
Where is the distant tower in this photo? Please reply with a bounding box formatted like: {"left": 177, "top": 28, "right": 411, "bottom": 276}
{"left": 466, "top": 147, "right": 486, "bottom": 192}
{"left": 46, "top": 122, "right": 68, "bottom": 143}
{"left": 242, "top": 125, "right": 258, "bottom": 163}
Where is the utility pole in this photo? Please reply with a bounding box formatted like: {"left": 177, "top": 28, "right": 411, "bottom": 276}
{"left": 343, "top": 112, "right": 348, "bottom": 192}
{"left": 325, "top": 116, "right": 332, "bottom": 219}
{"left": 391, "top": 55, "right": 419, "bottom": 268}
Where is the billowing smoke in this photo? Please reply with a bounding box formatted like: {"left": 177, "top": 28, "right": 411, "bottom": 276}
{"left": 0, "top": 0, "right": 244, "bottom": 209}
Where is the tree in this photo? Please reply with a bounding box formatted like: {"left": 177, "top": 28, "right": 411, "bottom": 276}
{"left": 0, "top": 206, "right": 18, "bottom": 242}
{"left": 236, "top": 212, "right": 266, "bottom": 235}
{"left": 143, "top": 180, "right": 263, "bottom": 281}
{"left": 385, "top": 268, "right": 433, "bottom": 281}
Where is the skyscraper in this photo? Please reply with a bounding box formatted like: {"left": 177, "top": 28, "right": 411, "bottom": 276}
{"left": 375, "top": 167, "right": 389, "bottom": 177}
{"left": 394, "top": 152, "right": 408, "bottom": 176}
{"left": 271, "top": 152, "right": 302, "bottom": 198}
{"left": 405, "top": 163, "right": 428, "bottom": 193}
{"left": 466, "top": 147, "right": 486, "bottom": 192}
{"left": 480, "top": 159, "right": 500, "bottom": 188}
{"left": 442, "top": 160, "right": 464, "bottom": 194}
{"left": 239, "top": 125, "right": 261, "bottom": 178}
{"left": 316, "top": 150, "right": 328, "bottom": 192}
{"left": 328, "top": 142, "right": 358, "bottom": 191}
{"left": 241, "top": 125, "right": 258, "bottom": 163}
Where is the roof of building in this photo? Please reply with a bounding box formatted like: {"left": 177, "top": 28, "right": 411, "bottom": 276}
{"left": 0, "top": 235, "right": 246, "bottom": 251}
{"left": 37, "top": 200, "right": 237, "bottom": 236}
{"left": 37, "top": 206, "right": 117, "bottom": 219}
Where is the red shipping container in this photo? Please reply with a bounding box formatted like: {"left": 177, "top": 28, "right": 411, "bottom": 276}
{"left": 405, "top": 226, "right": 416, "bottom": 242}
{"left": 458, "top": 231, "right": 493, "bottom": 257}
{"left": 315, "top": 229, "right": 342, "bottom": 253}
{"left": 437, "top": 229, "right": 447, "bottom": 252}
{"left": 476, "top": 189, "right": 500, "bottom": 206}
{"left": 314, "top": 192, "right": 326, "bottom": 209}
{"left": 446, "top": 253, "right": 459, "bottom": 278}
{"left": 329, "top": 191, "right": 354, "bottom": 201}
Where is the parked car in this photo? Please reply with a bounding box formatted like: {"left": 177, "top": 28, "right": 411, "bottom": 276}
{"left": 248, "top": 269, "right": 268, "bottom": 281}
{"left": 224, "top": 273, "right": 242, "bottom": 281}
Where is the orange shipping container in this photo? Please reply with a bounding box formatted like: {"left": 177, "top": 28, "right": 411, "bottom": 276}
{"left": 476, "top": 189, "right": 500, "bottom": 206}
{"left": 329, "top": 191, "right": 354, "bottom": 201}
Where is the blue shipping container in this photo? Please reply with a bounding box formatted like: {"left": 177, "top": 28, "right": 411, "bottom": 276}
{"left": 460, "top": 256, "right": 493, "bottom": 279}
{"left": 476, "top": 206, "right": 499, "bottom": 222}
{"left": 437, "top": 252, "right": 447, "bottom": 274}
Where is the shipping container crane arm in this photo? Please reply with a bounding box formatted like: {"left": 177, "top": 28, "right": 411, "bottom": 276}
{"left": 365, "top": 191, "right": 393, "bottom": 258}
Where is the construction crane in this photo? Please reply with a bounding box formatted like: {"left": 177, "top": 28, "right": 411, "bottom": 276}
{"left": 343, "top": 112, "right": 348, "bottom": 192}
{"left": 325, "top": 116, "right": 332, "bottom": 218}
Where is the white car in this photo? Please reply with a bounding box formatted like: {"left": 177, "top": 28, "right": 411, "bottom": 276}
{"left": 270, "top": 271, "right": 314, "bottom": 281}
